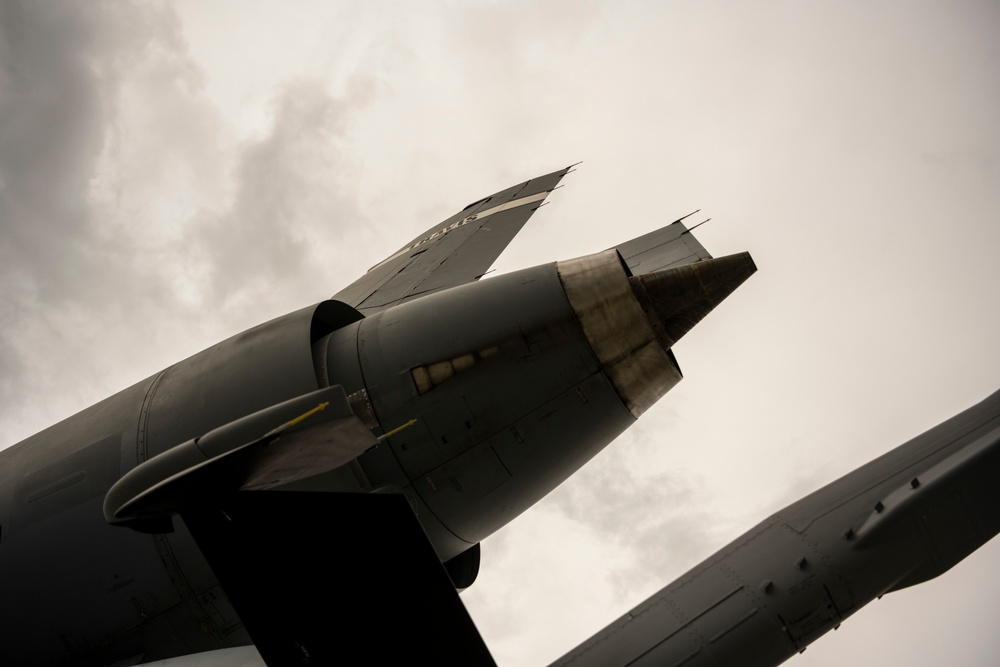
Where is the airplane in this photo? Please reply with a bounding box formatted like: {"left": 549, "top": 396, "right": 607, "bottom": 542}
{"left": 0, "top": 167, "right": 996, "bottom": 667}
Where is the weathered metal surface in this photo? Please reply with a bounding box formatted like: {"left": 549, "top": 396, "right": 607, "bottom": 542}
{"left": 558, "top": 249, "right": 682, "bottom": 418}
{"left": 616, "top": 216, "right": 713, "bottom": 276}
{"left": 629, "top": 252, "right": 757, "bottom": 349}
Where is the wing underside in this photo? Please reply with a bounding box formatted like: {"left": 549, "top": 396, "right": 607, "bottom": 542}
{"left": 334, "top": 167, "right": 571, "bottom": 314}
{"left": 615, "top": 211, "right": 712, "bottom": 276}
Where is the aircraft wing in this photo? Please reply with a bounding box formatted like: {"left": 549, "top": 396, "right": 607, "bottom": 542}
{"left": 334, "top": 166, "right": 571, "bottom": 314}
{"left": 615, "top": 211, "right": 713, "bottom": 275}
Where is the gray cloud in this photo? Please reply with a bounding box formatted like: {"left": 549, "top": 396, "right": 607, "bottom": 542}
{"left": 0, "top": 2, "right": 186, "bottom": 297}
{"left": 0, "top": 3, "right": 375, "bottom": 442}
{"left": 195, "top": 78, "right": 373, "bottom": 313}
{"left": 546, "top": 426, "right": 720, "bottom": 601}
{"left": 0, "top": 2, "right": 191, "bottom": 434}
{"left": 0, "top": 3, "right": 104, "bottom": 297}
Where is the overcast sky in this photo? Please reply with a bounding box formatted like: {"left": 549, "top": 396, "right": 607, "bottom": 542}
{"left": 1, "top": 2, "right": 998, "bottom": 665}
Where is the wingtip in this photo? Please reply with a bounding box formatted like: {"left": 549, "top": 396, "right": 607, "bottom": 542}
{"left": 681, "top": 218, "right": 711, "bottom": 235}
{"left": 671, "top": 209, "right": 700, "bottom": 225}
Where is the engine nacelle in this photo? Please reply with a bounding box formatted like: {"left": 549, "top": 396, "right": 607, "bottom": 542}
{"left": 316, "top": 248, "right": 753, "bottom": 559}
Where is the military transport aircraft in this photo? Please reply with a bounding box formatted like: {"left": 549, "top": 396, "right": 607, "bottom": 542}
{"left": 0, "top": 167, "right": 997, "bottom": 667}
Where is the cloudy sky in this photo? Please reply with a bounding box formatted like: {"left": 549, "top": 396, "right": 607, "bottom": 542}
{"left": 1, "top": 1, "right": 998, "bottom": 665}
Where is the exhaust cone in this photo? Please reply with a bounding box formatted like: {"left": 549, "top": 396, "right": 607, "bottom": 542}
{"left": 630, "top": 252, "right": 757, "bottom": 349}
{"left": 557, "top": 250, "right": 755, "bottom": 419}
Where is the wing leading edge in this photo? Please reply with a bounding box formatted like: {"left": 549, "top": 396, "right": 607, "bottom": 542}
{"left": 334, "top": 166, "right": 572, "bottom": 314}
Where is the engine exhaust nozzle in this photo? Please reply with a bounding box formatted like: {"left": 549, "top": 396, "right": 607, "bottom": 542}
{"left": 558, "top": 250, "right": 755, "bottom": 419}
{"left": 630, "top": 252, "right": 757, "bottom": 349}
